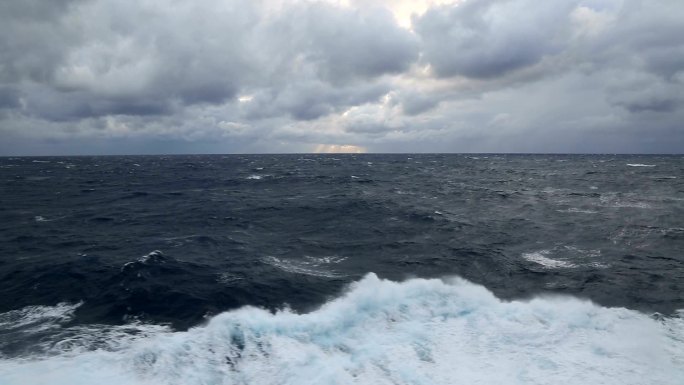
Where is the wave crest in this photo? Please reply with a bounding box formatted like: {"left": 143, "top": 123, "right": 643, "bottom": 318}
{"left": 0, "top": 274, "right": 682, "bottom": 384}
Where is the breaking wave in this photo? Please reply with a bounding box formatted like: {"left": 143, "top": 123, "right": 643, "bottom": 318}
{"left": 1, "top": 274, "right": 682, "bottom": 385}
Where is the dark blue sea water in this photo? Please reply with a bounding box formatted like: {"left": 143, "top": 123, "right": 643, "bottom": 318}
{"left": 1, "top": 154, "right": 683, "bottom": 384}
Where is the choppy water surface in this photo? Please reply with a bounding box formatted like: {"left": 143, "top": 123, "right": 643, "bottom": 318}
{"left": 1, "top": 154, "right": 683, "bottom": 384}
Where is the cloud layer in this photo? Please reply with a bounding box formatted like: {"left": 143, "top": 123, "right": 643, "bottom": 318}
{"left": 0, "top": 0, "right": 682, "bottom": 154}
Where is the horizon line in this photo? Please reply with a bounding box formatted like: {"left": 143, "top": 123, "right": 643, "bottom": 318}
{"left": 2, "top": 152, "right": 682, "bottom": 157}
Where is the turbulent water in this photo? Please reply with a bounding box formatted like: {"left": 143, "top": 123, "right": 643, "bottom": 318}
{"left": 1, "top": 154, "right": 683, "bottom": 384}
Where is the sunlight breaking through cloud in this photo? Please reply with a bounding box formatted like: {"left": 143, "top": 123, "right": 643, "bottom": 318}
{"left": 313, "top": 144, "right": 367, "bottom": 153}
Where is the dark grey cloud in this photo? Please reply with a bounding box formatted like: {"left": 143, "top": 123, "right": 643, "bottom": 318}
{"left": 243, "top": 80, "right": 389, "bottom": 121}
{"left": 398, "top": 92, "right": 441, "bottom": 116}
{"left": 575, "top": 1, "right": 684, "bottom": 78}
{"left": 0, "top": 1, "right": 258, "bottom": 121}
{"left": 0, "top": 0, "right": 83, "bottom": 21}
{"left": 290, "top": 4, "right": 419, "bottom": 83}
{"left": 413, "top": 0, "right": 683, "bottom": 84}
{"left": 645, "top": 47, "right": 684, "bottom": 80}
{"left": 0, "top": 1, "right": 80, "bottom": 84}
{"left": 25, "top": 89, "right": 172, "bottom": 122}
{"left": 0, "top": 87, "right": 20, "bottom": 110}
{"left": 608, "top": 82, "right": 683, "bottom": 114}
{"left": 345, "top": 121, "right": 399, "bottom": 135}
{"left": 620, "top": 99, "right": 678, "bottom": 114}
{"left": 260, "top": 3, "right": 419, "bottom": 85}
{"left": 414, "top": 0, "right": 577, "bottom": 79}
{"left": 53, "top": 0, "right": 257, "bottom": 112}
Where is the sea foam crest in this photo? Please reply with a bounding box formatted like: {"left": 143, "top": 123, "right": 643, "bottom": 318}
{"left": 0, "top": 274, "right": 683, "bottom": 385}
{"left": 0, "top": 302, "right": 81, "bottom": 332}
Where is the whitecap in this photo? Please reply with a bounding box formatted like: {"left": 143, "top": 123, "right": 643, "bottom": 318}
{"left": 523, "top": 247, "right": 607, "bottom": 269}
{"left": 611, "top": 201, "right": 653, "bottom": 209}
{"left": 304, "top": 255, "right": 347, "bottom": 264}
{"left": 626, "top": 164, "right": 656, "bottom": 167}
{"left": 0, "top": 274, "right": 682, "bottom": 384}
{"left": 262, "top": 256, "right": 345, "bottom": 278}
{"left": 0, "top": 302, "right": 82, "bottom": 332}
{"left": 556, "top": 208, "right": 598, "bottom": 214}
{"left": 246, "top": 175, "right": 263, "bottom": 180}
{"left": 522, "top": 250, "right": 576, "bottom": 268}
{"left": 599, "top": 192, "right": 653, "bottom": 209}
{"left": 121, "top": 250, "right": 165, "bottom": 271}
{"left": 216, "top": 273, "right": 244, "bottom": 285}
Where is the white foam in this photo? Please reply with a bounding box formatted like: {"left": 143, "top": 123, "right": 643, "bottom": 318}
{"left": 305, "top": 255, "right": 347, "bottom": 265}
{"left": 138, "top": 250, "right": 164, "bottom": 264}
{"left": 626, "top": 164, "right": 656, "bottom": 167}
{"left": 246, "top": 175, "right": 263, "bottom": 180}
{"left": 523, "top": 247, "right": 607, "bottom": 269}
{"left": 33, "top": 215, "right": 66, "bottom": 223}
{"left": 0, "top": 302, "right": 81, "bottom": 332}
{"left": 556, "top": 208, "right": 598, "bottom": 214}
{"left": 599, "top": 192, "right": 653, "bottom": 209}
{"left": 216, "top": 273, "right": 244, "bottom": 285}
{"left": 262, "top": 256, "right": 346, "bottom": 278}
{"left": 121, "top": 251, "right": 165, "bottom": 271}
{"left": 522, "top": 250, "right": 576, "bottom": 268}
{"left": 1, "top": 274, "right": 682, "bottom": 385}
{"left": 617, "top": 202, "right": 652, "bottom": 209}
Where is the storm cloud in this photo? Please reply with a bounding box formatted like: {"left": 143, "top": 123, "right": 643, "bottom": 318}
{"left": 414, "top": 0, "right": 578, "bottom": 79}
{"left": 0, "top": 0, "right": 682, "bottom": 154}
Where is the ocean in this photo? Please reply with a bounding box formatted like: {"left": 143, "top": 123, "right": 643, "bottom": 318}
{"left": 0, "top": 154, "right": 682, "bottom": 384}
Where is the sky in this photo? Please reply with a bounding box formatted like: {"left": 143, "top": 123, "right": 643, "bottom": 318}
{"left": 0, "top": 0, "right": 683, "bottom": 155}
